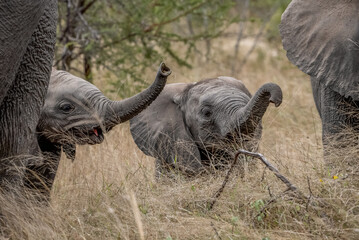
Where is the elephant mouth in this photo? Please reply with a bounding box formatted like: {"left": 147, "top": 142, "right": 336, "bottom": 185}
{"left": 200, "top": 131, "right": 254, "bottom": 154}
{"left": 69, "top": 125, "right": 105, "bottom": 145}
{"left": 88, "top": 126, "right": 105, "bottom": 144}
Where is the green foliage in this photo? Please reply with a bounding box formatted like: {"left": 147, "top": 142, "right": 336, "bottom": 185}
{"left": 264, "top": 0, "right": 292, "bottom": 42}
{"left": 250, "top": 199, "right": 265, "bottom": 222}
{"left": 231, "top": 216, "right": 239, "bottom": 225}
{"left": 234, "top": 0, "right": 291, "bottom": 43}
{"left": 138, "top": 204, "right": 149, "bottom": 215}
{"left": 55, "top": 0, "right": 235, "bottom": 97}
{"left": 55, "top": 0, "right": 290, "bottom": 97}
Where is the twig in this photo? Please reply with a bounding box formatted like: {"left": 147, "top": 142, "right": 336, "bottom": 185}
{"left": 306, "top": 176, "right": 313, "bottom": 211}
{"left": 75, "top": 6, "right": 100, "bottom": 40}
{"left": 80, "top": 0, "right": 97, "bottom": 14}
{"left": 236, "top": 149, "right": 325, "bottom": 221}
{"left": 58, "top": 0, "right": 73, "bottom": 42}
{"left": 237, "top": 149, "right": 301, "bottom": 193}
{"left": 208, "top": 152, "right": 241, "bottom": 210}
{"left": 151, "top": 2, "right": 206, "bottom": 33}
{"left": 267, "top": 185, "right": 273, "bottom": 198}
{"left": 210, "top": 222, "right": 222, "bottom": 240}
{"left": 102, "top": 2, "right": 207, "bottom": 49}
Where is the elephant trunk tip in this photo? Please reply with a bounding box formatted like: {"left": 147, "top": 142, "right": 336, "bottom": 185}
{"left": 263, "top": 82, "right": 283, "bottom": 107}
{"left": 104, "top": 62, "right": 172, "bottom": 128}
{"left": 270, "top": 97, "right": 282, "bottom": 107}
{"left": 159, "top": 62, "right": 172, "bottom": 77}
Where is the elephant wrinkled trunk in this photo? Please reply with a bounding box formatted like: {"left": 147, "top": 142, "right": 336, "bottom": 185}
{"left": 238, "top": 83, "right": 282, "bottom": 135}
{"left": 104, "top": 63, "right": 171, "bottom": 130}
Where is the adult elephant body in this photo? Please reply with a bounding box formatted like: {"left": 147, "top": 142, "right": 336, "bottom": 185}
{"left": 280, "top": 0, "right": 359, "bottom": 160}
{"left": 0, "top": 1, "right": 57, "bottom": 186}
{"left": 130, "top": 77, "right": 282, "bottom": 177}
{"left": 32, "top": 63, "right": 171, "bottom": 192}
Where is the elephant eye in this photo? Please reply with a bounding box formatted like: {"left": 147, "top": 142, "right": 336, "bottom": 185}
{"left": 202, "top": 108, "right": 212, "bottom": 118}
{"left": 59, "top": 103, "right": 74, "bottom": 113}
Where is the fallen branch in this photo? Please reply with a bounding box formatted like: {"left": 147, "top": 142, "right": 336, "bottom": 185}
{"left": 208, "top": 149, "right": 320, "bottom": 211}
{"left": 237, "top": 149, "right": 300, "bottom": 193}
{"left": 240, "top": 149, "right": 329, "bottom": 221}
{"left": 207, "top": 151, "right": 241, "bottom": 210}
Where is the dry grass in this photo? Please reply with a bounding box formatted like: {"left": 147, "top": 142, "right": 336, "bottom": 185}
{"left": 1, "top": 27, "right": 359, "bottom": 239}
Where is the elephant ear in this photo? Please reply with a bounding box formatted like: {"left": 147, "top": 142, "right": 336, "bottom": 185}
{"left": 280, "top": 0, "right": 359, "bottom": 99}
{"left": 63, "top": 142, "right": 76, "bottom": 162}
{"left": 130, "top": 83, "right": 203, "bottom": 174}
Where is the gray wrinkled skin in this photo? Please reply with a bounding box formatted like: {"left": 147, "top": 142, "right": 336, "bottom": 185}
{"left": 0, "top": 0, "right": 57, "bottom": 190}
{"left": 32, "top": 63, "right": 171, "bottom": 194}
{"left": 280, "top": 0, "right": 359, "bottom": 159}
{"left": 130, "top": 77, "right": 282, "bottom": 177}
{"left": 38, "top": 69, "right": 108, "bottom": 148}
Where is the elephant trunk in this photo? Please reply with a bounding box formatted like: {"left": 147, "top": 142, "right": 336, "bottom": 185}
{"left": 238, "top": 83, "right": 282, "bottom": 135}
{"left": 104, "top": 63, "right": 171, "bottom": 130}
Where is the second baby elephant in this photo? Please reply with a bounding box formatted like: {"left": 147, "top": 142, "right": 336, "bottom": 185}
{"left": 130, "top": 77, "right": 282, "bottom": 177}
{"left": 28, "top": 63, "right": 171, "bottom": 193}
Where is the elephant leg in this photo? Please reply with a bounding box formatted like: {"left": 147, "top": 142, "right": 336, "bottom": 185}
{"left": 24, "top": 136, "right": 62, "bottom": 199}
{"left": 318, "top": 83, "right": 359, "bottom": 166}
{"left": 154, "top": 151, "right": 204, "bottom": 179}
{"left": 152, "top": 136, "right": 204, "bottom": 178}
{"left": 25, "top": 156, "right": 61, "bottom": 200}
{"left": 0, "top": 0, "right": 57, "bottom": 190}
{"left": 172, "top": 140, "right": 205, "bottom": 176}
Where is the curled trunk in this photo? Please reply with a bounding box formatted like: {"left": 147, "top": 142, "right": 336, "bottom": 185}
{"left": 104, "top": 63, "right": 171, "bottom": 130}
{"left": 238, "top": 83, "right": 282, "bottom": 134}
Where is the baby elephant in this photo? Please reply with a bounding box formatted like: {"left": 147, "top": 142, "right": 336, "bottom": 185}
{"left": 29, "top": 63, "right": 171, "bottom": 193}
{"left": 130, "top": 77, "right": 282, "bottom": 177}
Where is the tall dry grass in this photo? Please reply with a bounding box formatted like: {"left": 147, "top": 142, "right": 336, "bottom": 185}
{"left": 1, "top": 26, "right": 359, "bottom": 239}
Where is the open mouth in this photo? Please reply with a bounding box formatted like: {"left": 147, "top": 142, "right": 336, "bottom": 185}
{"left": 88, "top": 126, "right": 104, "bottom": 144}
{"left": 69, "top": 125, "right": 105, "bottom": 145}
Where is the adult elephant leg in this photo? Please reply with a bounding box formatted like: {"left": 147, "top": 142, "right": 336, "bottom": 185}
{"left": 0, "top": 0, "right": 57, "bottom": 189}
{"left": 320, "top": 84, "right": 359, "bottom": 166}
{"left": 0, "top": 1, "right": 46, "bottom": 182}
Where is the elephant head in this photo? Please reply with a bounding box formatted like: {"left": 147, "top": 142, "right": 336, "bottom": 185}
{"left": 130, "top": 77, "right": 282, "bottom": 176}
{"left": 280, "top": 0, "right": 359, "bottom": 161}
{"left": 37, "top": 63, "right": 171, "bottom": 160}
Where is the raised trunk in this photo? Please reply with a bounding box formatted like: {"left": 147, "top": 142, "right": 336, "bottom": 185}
{"left": 104, "top": 63, "right": 171, "bottom": 130}
{"left": 238, "top": 83, "right": 282, "bottom": 135}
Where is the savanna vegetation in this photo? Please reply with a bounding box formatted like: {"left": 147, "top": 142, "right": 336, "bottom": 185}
{"left": 1, "top": 0, "right": 358, "bottom": 239}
